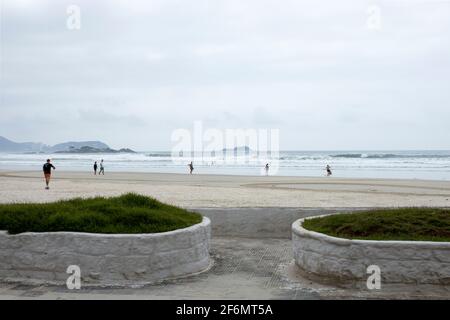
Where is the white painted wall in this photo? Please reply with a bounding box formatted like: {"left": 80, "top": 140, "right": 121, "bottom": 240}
{"left": 292, "top": 218, "right": 450, "bottom": 285}
{"left": 0, "top": 217, "right": 211, "bottom": 287}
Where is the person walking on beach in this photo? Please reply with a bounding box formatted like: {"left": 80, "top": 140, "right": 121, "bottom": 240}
{"left": 43, "top": 159, "right": 56, "bottom": 190}
{"left": 99, "top": 159, "right": 105, "bottom": 175}
{"left": 93, "top": 161, "right": 98, "bottom": 175}
{"left": 188, "top": 162, "right": 194, "bottom": 174}
{"left": 326, "top": 164, "right": 332, "bottom": 176}
{"left": 265, "top": 163, "right": 270, "bottom": 176}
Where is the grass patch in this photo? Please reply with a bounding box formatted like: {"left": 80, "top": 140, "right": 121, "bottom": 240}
{"left": 0, "top": 193, "right": 202, "bottom": 235}
{"left": 302, "top": 208, "right": 450, "bottom": 242}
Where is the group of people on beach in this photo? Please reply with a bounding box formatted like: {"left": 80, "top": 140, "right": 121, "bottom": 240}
{"left": 41, "top": 159, "right": 106, "bottom": 190}
{"left": 93, "top": 160, "right": 105, "bottom": 175}
{"left": 186, "top": 162, "right": 332, "bottom": 176}
{"left": 187, "top": 162, "right": 272, "bottom": 175}
{"left": 42, "top": 158, "right": 332, "bottom": 189}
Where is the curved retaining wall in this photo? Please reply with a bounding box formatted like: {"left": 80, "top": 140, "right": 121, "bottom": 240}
{"left": 0, "top": 217, "right": 211, "bottom": 287}
{"left": 292, "top": 217, "right": 450, "bottom": 285}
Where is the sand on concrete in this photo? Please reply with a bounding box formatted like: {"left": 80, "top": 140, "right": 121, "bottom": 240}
{"left": 1, "top": 171, "right": 449, "bottom": 208}
{"left": 1, "top": 237, "right": 449, "bottom": 300}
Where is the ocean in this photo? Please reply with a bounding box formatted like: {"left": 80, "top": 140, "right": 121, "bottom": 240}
{"left": 1, "top": 150, "right": 450, "bottom": 180}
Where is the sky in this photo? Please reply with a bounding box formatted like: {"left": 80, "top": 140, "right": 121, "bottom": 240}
{"left": 1, "top": 0, "right": 450, "bottom": 151}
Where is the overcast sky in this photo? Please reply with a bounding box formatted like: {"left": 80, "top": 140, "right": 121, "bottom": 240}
{"left": 1, "top": 0, "right": 449, "bottom": 151}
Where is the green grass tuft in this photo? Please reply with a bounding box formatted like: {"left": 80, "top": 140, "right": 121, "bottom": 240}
{"left": 302, "top": 208, "right": 450, "bottom": 242}
{"left": 0, "top": 193, "right": 202, "bottom": 235}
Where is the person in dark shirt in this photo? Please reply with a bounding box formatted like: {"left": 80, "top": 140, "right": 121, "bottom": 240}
{"left": 43, "top": 159, "right": 56, "bottom": 189}
{"left": 188, "top": 162, "right": 194, "bottom": 174}
{"left": 94, "top": 161, "right": 98, "bottom": 175}
{"left": 326, "top": 164, "right": 332, "bottom": 176}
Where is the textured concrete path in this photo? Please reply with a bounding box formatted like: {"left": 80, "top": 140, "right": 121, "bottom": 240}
{"left": 1, "top": 237, "right": 449, "bottom": 300}
{"left": 1, "top": 208, "right": 449, "bottom": 299}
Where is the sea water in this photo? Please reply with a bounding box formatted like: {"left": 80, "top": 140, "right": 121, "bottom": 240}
{"left": 0, "top": 150, "right": 449, "bottom": 180}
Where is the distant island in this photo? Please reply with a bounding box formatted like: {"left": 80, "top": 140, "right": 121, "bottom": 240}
{"left": 56, "top": 146, "right": 136, "bottom": 154}
{"left": 0, "top": 136, "right": 136, "bottom": 154}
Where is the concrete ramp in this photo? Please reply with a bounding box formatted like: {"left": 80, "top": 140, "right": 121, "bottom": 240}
{"left": 195, "top": 207, "right": 369, "bottom": 239}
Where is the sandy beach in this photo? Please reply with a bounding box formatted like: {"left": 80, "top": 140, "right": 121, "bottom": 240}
{"left": 1, "top": 170, "right": 449, "bottom": 208}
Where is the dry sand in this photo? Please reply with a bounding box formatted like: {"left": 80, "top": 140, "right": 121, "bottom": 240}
{"left": 1, "top": 170, "right": 449, "bottom": 208}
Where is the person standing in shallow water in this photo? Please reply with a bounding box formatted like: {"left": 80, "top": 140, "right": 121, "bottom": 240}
{"left": 326, "top": 164, "right": 332, "bottom": 176}
{"left": 188, "top": 162, "right": 194, "bottom": 174}
{"left": 265, "top": 163, "right": 270, "bottom": 176}
{"left": 43, "top": 159, "right": 56, "bottom": 190}
{"left": 93, "top": 161, "right": 98, "bottom": 175}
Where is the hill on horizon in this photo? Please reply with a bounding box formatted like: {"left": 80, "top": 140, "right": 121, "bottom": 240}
{"left": 0, "top": 136, "right": 110, "bottom": 153}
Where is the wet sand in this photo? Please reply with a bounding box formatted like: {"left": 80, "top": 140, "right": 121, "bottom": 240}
{"left": 1, "top": 170, "right": 449, "bottom": 208}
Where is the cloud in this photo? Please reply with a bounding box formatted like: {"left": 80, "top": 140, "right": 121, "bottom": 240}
{"left": 252, "top": 107, "right": 282, "bottom": 126}
{"left": 1, "top": 0, "right": 450, "bottom": 150}
{"left": 78, "top": 109, "right": 147, "bottom": 126}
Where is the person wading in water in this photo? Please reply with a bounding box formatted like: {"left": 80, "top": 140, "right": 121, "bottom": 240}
{"left": 326, "top": 164, "right": 332, "bottom": 176}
